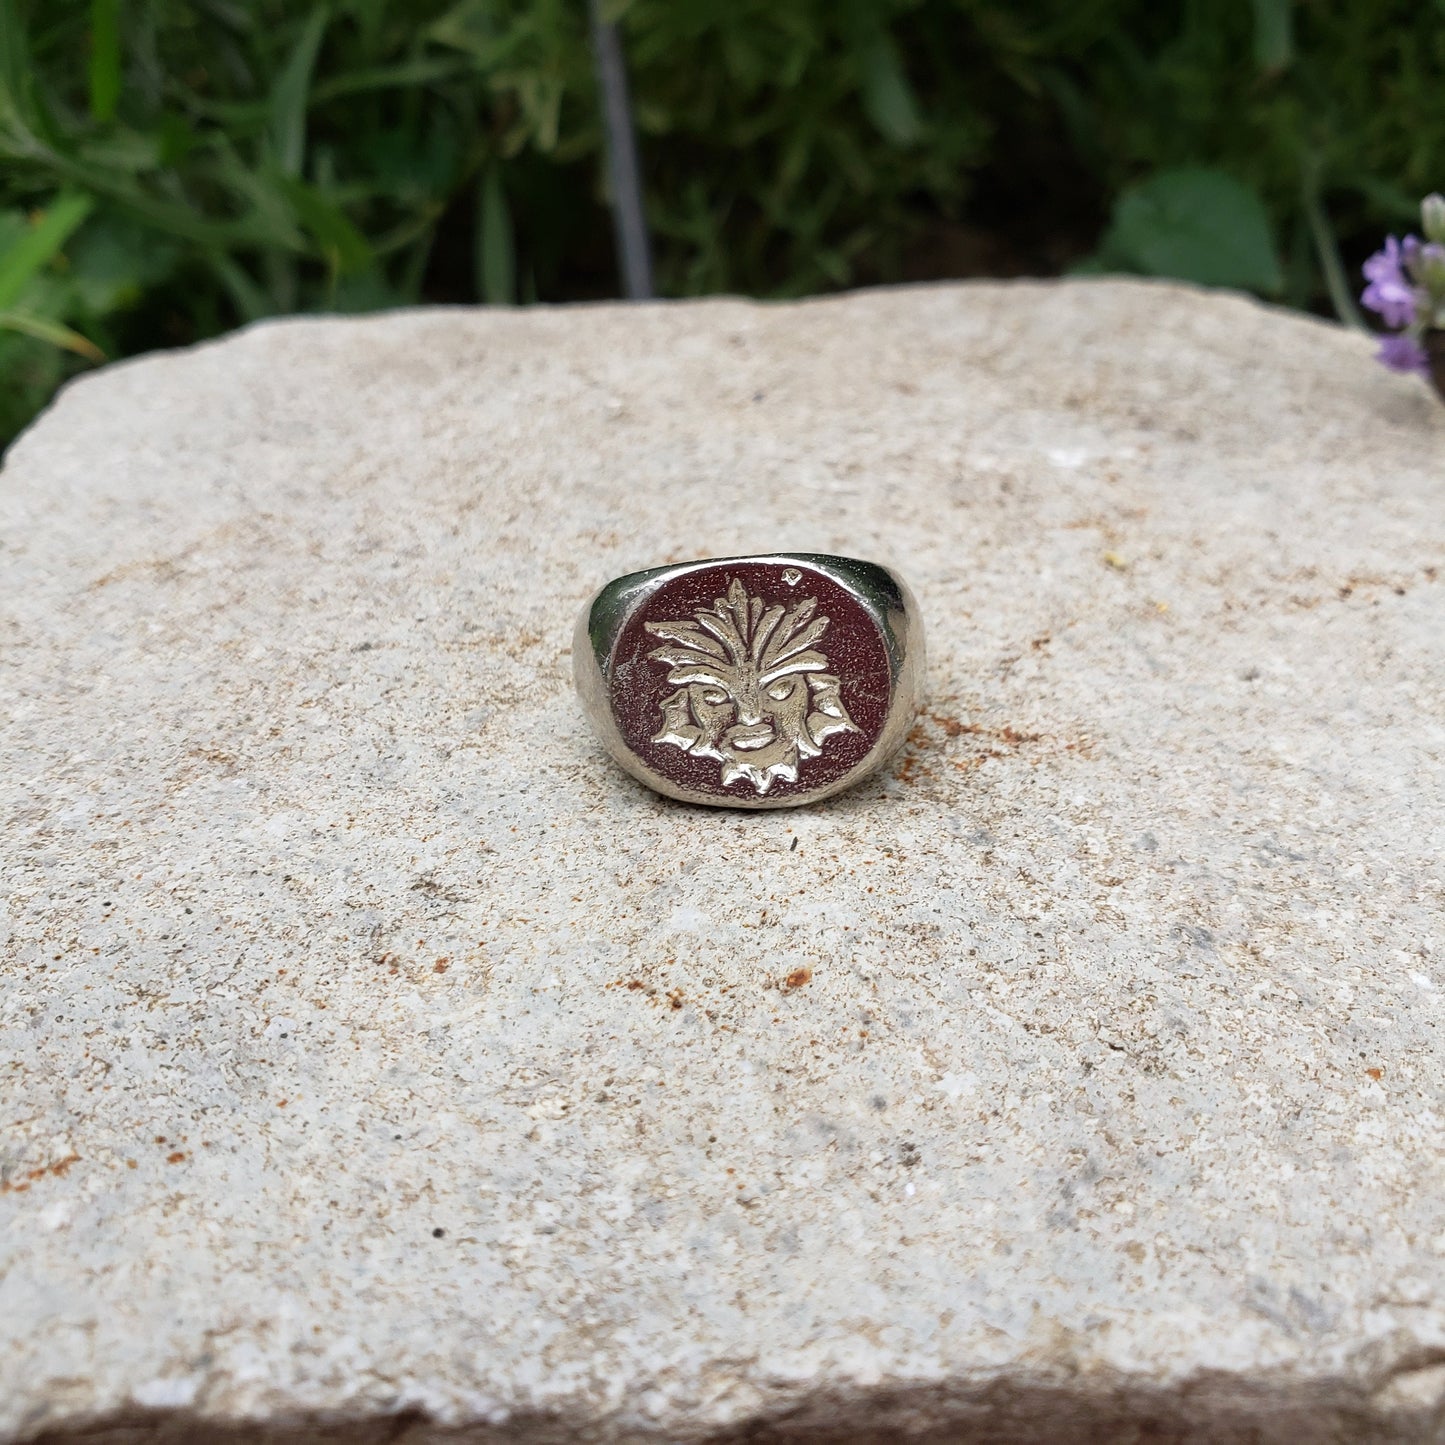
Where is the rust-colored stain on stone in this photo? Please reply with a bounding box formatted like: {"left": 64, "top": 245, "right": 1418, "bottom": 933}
{"left": 0, "top": 1154, "right": 81, "bottom": 1194}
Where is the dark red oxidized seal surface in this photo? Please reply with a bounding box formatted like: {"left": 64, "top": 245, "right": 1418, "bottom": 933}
{"left": 608, "top": 559, "right": 892, "bottom": 804}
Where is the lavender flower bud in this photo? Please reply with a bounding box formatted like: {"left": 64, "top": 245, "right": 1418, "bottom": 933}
{"left": 1422, "top": 193, "right": 1445, "bottom": 246}
{"left": 1418, "top": 243, "right": 1445, "bottom": 299}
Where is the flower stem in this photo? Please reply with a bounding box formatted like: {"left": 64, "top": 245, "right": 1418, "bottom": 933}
{"left": 1301, "top": 160, "right": 1365, "bottom": 331}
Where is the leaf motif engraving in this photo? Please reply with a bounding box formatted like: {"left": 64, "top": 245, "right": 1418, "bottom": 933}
{"left": 644, "top": 577, "right": 859, "bottom": 794}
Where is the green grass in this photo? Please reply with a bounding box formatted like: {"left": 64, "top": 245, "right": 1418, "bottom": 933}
{"left": 0, "top": 0, "right": 1440, "bottom": 445}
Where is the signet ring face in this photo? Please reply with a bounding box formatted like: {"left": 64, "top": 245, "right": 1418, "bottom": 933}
{"left": 573, "top": 554, "right": 925, "bottom": 809}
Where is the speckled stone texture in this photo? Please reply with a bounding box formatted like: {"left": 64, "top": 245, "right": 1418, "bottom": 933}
{"left": 2, "top": 281, "right": 1444, "bottom": 1444}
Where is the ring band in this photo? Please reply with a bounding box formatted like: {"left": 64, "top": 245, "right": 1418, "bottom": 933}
{"left": 574, "top": 553, "right": 925, "bottom": 808}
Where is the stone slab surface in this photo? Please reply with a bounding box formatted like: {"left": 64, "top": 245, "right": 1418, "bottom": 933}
{"left": 2, "top": 281, "right": 1444, "bottom": 1443}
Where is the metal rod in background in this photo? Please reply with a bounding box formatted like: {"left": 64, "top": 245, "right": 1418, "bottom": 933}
{"left": 587, "top": 0, "right": 654, "bottom": 301}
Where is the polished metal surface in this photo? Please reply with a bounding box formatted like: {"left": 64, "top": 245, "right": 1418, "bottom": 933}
{"left": 574, "top": 553, "right": 925, "bottom": 809}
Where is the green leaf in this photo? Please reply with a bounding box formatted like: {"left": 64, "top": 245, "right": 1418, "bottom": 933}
{"left": 427, "top": 1, "right": 499, "bottom": 62}
{"left": 275, "top": 172, "right": 371, "bottom": 275}
{"left": 78, "top": 128, "right": 162, "bottom": 171}
{"left": 1250, "top": 0, "right": 1293, "bottom": 73}
{"left": 88, "top": 0, "right": 121, "bottom": 123}
{"left": 1300, "top": 154, "right": 1364, "bottom": 331}
{"left": 1351, "top": 175, "right": 1421, "bottom": 223}
{"left": 208, "top": 252, "right": 272, "bottom": 324}
{"left": 270, "top": 6, "right": 328, "bottom": 177}
{"left": 857, "top": 33, "right": 922, "bottom": 148}
{"left": 65, "top": 214, "right": 179, "bottom": 315}
{"left": 0, "top": 0, "right": 32, "bottom": 129}
{"left": 0, "top": 193, "right": 94, "bottom": 312}
{"left": 1101, "top": 168, "right": 1283, "bottom": 294}
{"left": 0, "top": 309, "right": 104, "bottom": 361}
{"left": 309, "top": 57, "right": 472, "bottom": 104}
{"left": 476, "top": 164, "right": 515, "bottom": 305}
{"left": 157, "top": 112, "right": 196, "bottom": 168}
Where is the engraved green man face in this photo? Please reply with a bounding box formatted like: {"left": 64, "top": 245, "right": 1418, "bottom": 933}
{"left": 645, "top": 578, "right": 858, "bottom": 794}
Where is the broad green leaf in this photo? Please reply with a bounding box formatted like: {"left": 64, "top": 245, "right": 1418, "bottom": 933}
{"left": 1250, "top": 0, "right": 1293, "bottom": 72}
{"left": 476, "top": 164, "right": 515, "bottom": 304}
{"left": 1104, "top": 168, "right": 1283, "bottom": 294}
{"left": 270, "top": 6, "right": 328, "bottom": 177}
{"left": 88, "top": 0, "right": 121, "bottom": 123}
{"left": 0, "top": 309, "right": 104, "bottom": 361}
{"left": 0, "top": 193, "right": 94, "bottom": 312}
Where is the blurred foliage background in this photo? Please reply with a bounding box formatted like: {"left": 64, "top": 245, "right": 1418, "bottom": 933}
{"left": 1, "top": 0, "right": 1441, "bottom": 445}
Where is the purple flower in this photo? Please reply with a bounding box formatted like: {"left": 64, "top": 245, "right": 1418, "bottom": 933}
{"left": 1375, "top": 332, "right": 1428, "bottom": 375}
{"left": 1362, "top": 235, "right": 1420, "bottom": 328}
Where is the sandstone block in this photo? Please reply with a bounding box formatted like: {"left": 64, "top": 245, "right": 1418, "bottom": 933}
{"left": 2, "top": 281, "right": 1443, "bottom": 1442}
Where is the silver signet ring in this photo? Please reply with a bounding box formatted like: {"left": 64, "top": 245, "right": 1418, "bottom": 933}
{"left": 573, "top": 554, "right": 925, "bottom": 808}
